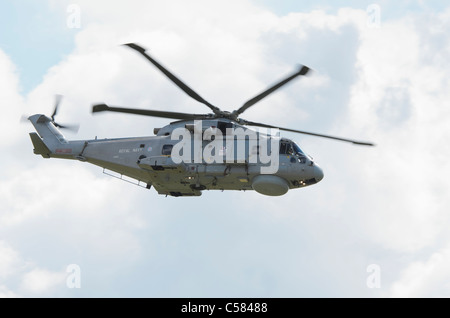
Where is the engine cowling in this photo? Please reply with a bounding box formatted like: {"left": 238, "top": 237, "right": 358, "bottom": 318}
{"left": 251, "top": 175, "right": 289, "bottom": 196}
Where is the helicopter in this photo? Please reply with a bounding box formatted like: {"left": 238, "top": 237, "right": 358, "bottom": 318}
{"left": 28, "top": 43, "right": 374, "bottom": 197}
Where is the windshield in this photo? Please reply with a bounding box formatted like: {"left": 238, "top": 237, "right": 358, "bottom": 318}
{"left": 292, "top": 143, "right": 305, "bottom": 156}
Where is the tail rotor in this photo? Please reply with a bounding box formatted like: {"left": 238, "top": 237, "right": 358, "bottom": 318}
{"left": 49, "top": 95, "right": 80, "bottom": 132}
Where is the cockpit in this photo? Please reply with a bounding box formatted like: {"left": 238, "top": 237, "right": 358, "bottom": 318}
{"left": 279, "top": 139, "right": 308, "bottom": 163}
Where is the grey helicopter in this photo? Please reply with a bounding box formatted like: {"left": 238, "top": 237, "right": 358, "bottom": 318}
{"left": 28, "top": 43, "right": 374, "bottom": 197}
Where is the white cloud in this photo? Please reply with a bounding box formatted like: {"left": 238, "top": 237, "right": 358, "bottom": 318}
{"left": 0, "top": 241, "right": 22, "bottom": 279}
{"left": 337, "top": 10, "right": 450, "bottom": 253}
{"left": 0, "top": 285, "right": 19, "bottom": 298}
{"left": 0, "top": 50, "right": 25, "bottom": 147}
{"left": 0, "top": 241, "right": 66, "bottom": 297}
{"left": 389, "top": 246, "right": 450, "bottom": 297}
{"left": 20, "top": 268, "right": 66, "bottom": 294}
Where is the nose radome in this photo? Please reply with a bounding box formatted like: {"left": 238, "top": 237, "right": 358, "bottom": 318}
{"left": 313, "top": 164, "right": 324, "bottom": 182}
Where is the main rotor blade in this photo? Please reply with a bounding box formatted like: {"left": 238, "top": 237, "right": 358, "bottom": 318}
{"left": 243, "top": 120, "right": 375, "bottom": 146}
{"left": 123, "top": 43, "right": 221, "bottom": 114}
{"left": 92, "top": 103, "right": 209, "bottom": 120}
{"left": 234, "top": 65, "right": 310, "bottom": 116}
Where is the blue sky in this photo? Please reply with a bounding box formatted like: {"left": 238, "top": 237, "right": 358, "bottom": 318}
{"left": 1, "top": 0, "right": 450, "bottom": 298}
{"left": 261, "top": 0, "right": 448, "bottom": 15}
{"left": 0, "top": 1, "right": 75, "bottom": 94}
{"left": 2, "top": 0, "right": 447, "bottom": 94}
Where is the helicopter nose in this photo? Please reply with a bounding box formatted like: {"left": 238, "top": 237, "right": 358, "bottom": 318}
{"left": 313, "top": 164, "right": 324, "bottom": 182}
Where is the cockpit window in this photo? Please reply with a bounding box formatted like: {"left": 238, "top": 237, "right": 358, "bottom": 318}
{"left": 293, "top": 143, "right": 305, "bottom": 156}
{"left": 279, "top": 142, "right": 287, "bottom": 154}
{"left": 280, "top": 142, "right": 305, "bottom": 157}
{"left": 293, "top": 143, "right": 307, "bottom": 163}
{"left": 280, "top": 141, "right": 307, "bottom": 163}
{"left": 279, "top": 142, "right": 295, "bottom": 155}
{"left": 286, "top": 144, "right": 294, "bottom": 155}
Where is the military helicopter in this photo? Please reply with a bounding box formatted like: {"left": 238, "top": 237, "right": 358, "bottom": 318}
{"left": 28, "top": 43, "right": 374, "bottom": 197}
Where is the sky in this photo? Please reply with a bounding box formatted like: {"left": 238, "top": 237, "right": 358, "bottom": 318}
{"left": 1, "top": 0, "right": 450, "bottom": 298}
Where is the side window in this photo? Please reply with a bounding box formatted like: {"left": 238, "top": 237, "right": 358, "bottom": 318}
{"left": 286, "top": 144, "right": 294, "bottom": 155}
{"left": 162, "top": 144, "right": 173, "bottom": 156}
{"left": 280, "top": 142, "right": 295, "bottom": 155}
{"left": 279, "top": 143, "right": 287, "bottom": 154}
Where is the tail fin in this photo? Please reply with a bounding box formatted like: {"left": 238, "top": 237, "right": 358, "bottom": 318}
{"left": 28, "top": 114, "right": 70, "bottom": 158}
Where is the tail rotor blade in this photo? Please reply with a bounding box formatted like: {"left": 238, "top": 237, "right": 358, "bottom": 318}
{"left": 20, "top": 114, "right": 30, "bottom": 123}
{"left": 48, "top": 95, "right": 80, "bottom": 132}
{"left": 53, "top": 122, "right": 80, "bottom": 132}
{"left": 51, "top": 94, "right": 63, "bottom": 121}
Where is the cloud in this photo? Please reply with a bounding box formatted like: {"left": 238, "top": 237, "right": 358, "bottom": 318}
{"left": 389, "top": 246, "right": 450, "bottom": 297}
{"left": 0, "top": 241, "right": 22, "bottom": 279}
{"left": 20, "top": 268, "right": 66, "bottom": 294}
{"left": 0, "top": 50, "right": 24, "bottom": 147}
{"left": 0, "top": 285, "right": 19, "bottom": 298}
{"left": 0, "top": 240, "right": 67, "bottom": 297}
{"left": 339, "top": 9, "right": 450, "bottom": 252}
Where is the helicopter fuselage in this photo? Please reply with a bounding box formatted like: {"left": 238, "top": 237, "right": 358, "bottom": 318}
{"left": 28, "top": 114, "right": 324, "bottom": 197}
